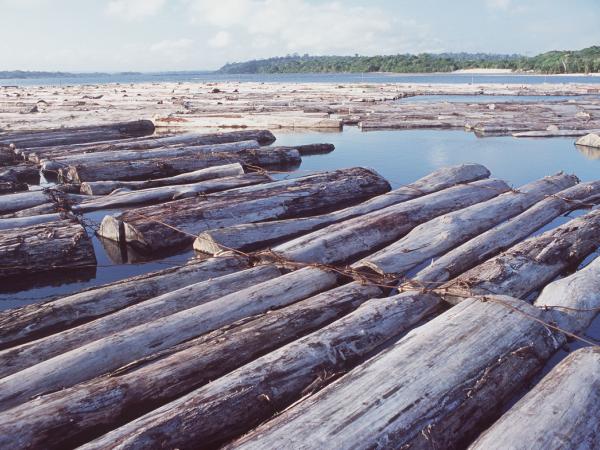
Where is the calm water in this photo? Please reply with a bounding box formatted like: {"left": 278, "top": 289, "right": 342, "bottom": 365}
{"left": 1, "top": 126, "right": 598, "bottom": 309}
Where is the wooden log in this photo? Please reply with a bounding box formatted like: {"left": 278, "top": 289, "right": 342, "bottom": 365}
{"left": 354, "top": 173, "right": 579, "bottom": 276}
{"left": 0, "top": 255, "right": 249, "bottom": 349}
{"left": 293, "top": 143, "right": 335, "bottom": 155}
{"left": 270, "top": 178, "right": 509, "bottom": 265}
{"left": 100, "top": 167, "right": 391, "bottom": 253}
{"left": 60, "top": 147, "right": 301, "bottom": 183}
{"left": 0, "top": 220, "right": 96, "bottom": 279}
{"left": 153, "top": 114, "right": 343, "bottom": 129}
{"left": 513, "top": 129, "right": 600, "bottom": 138}
{"left": 0, "top": 165, "right": 40, "bottom": 184}
{"left": 72, "top": 173, "right": 272, "bottom": 213}
{"left": 0, "top": 282, "right": 381, "bottom": 450}
{"left": 0, "top": 180, "right": 27, "bottom": 194}
{"left": 0, "top": 265, "right": 281, "bottom": 378}
{"left": 534, "top": 255, "right": 600, "bottom": 334}
{"left": 79, "top": 163, "right": 245, "bottom": 195}
{"left": 0, "top": 267, "right": 338, "bottom": 412}
{"left": 0, "top": 202, "right": 58, "bottom": 218}
{"left": 40, "top": 139, "right": 260, "bottom": 172}
{"left": 0, "top": 189, "right": 93, "bottom": 215}
{"left": 0, "top": 212, "right": 63, "bottom": 230}
{"left": 416, "top": 180, "right": 600, "bottom": 284}
{"left": 469, "top": 347, "right": 600, "bottom": 450}
{"left": 195, "top": 163, "right": 491, "bottom": 254}
{"left": 227, "top": 296, "right": 564, "bottom": 450}
{"left": 442, "top": 208, "right": 600, "bottom": 303}
{"left": 78, "top": 289, "right": 442, "bottom": 450}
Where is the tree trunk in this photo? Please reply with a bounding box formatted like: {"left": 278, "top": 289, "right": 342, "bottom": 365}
{"left": 0, "top": 212, "right": 64, "bottom": 230}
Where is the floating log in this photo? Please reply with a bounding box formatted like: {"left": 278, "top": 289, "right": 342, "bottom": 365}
{"left": 0, "top": 213, "right": 63, "bottom": 231}
{"left": 79, "top": 163, "right": 245, "bottom": 195}
{"left": 0, "top": 189, "right": 92, "bottom": 215}
{"left": 0, "top": 255, "right": 248, "bottom": 349}
{"left": 0, "top": 265, "right": 281, "bottom": 378}
{"left": 354, "top": 173, "right": 578, "bottom": 276}
{"left": 293, "top": 143, "right": 335, "bottom": 155}
{"left": 270, "top": 178, "right": 509, "bottom": 265}
{"left": 416, "top": 180, "right": 600, "bottom": 284}
{"left": 195, "top": 163, "right": 491, "bottom": 254}
{"left": 228, "top": 296, "right": 564, "bottom": 450}
{"left": 442, "top": 208, "right": 600, "bottom": 303}
{"left": 153, "top": 114, "right": 343, "bottom": 129}
{"left": 0, "top": 165, "right": 40, "bottom": 184}
{"left": 0, "top": 202, "right": 58, "bottom": 218}
{"left": 72, "top": 173, "right": 272, "bottom": 213}
{"left": 0, "top": 267, "right": 337, "bottom": 412}
{"left": 513, "top": 129, "right": 600, "bottom": 138}
{"left": 0, "top": 220, "right": 96, "bottom": 279}
{"left": 99, "top": 167, "right": 391, "bottom": 253}
{"left": 0, "top": 282, "right": 381, "bottom": 450}
{"left": 534, "top": 255, "right": 600, "bottom": 334}
{"left": 60, "top": 147, "right": 301, "bottom": 183}
{"left": 0, "top": 180, "right": 27, "bottom": 194}
{"left": 469, "top": 347, "right": 600, "bottom": 450}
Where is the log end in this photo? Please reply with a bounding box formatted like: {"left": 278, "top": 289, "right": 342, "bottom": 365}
{"left": 193, "top": 231, "right": 224, "bottom": 255}
{"left": 98, "top": 215, "right": 124, "bottom": 243}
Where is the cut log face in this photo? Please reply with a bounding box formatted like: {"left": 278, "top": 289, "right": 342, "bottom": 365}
{"left": 0, "top": 220, "right": 96, "bottom": 279}
{"left": 0, "top": 255, "right": 249, "bottom": 349}
{"left": 415, "top": 180, "right": 600, "bottom": 284}
{"left": 442, "top": 208, "right": 600, "bottom": 303}
{"left": 0, "top": 267, "right": 338, "bottom": 412}
{"left": 99, "top": 167, "right": 392, "bottom": 253}
{"left": 270, "top": 178, "right": 510, "bottom": 265}
{"left": 228, "top": 296, "right": 564, "bottom": 450}
{"left": 469, "top": 347, "right": 600, "bottom": 450}
{"left": 0, "top": 282, "right": 381, "bottom": 450}
{"left": 354, "top": 173, "right": 579, "bottom": 276}
{"left": 194, "top": 163, "right": 492, "bottom": 254}
{"left": 534, "top": 255, "right": 600, "bottom": 334}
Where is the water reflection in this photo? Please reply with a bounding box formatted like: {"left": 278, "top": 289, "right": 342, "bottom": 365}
{"left": 576, "top": 144, "right": 600, "bottom": 160}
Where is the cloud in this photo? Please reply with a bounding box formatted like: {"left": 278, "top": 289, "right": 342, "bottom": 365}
{"left": 106, "top": 0, "right": 167, "bottom": 20}
{"left": 486, "top": 0, "right": 512, "bottom": 9}
{"left": 209, "top": 31, "right": 232, "bottom": 48}
{"left": 150, "top": 38, "right": 194, "bottom": 52}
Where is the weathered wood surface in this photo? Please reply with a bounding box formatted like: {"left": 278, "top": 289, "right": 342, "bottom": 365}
{"left": 0, "top": 265, "right": 281, "bottom": 378}
{"left": 0, "top": 219, "right": 96, "bottom": 279}
{"left": 0, "top": 255, "right": 248, "bottom": 349}
{"left": 416, "top": 180, "right": 600, "bottom": 284}
{"left": 576, "top": 132, "right": 600, "bottom": 148}
{"left": 0, "top": 282, "right": 380, "bottom": 450}
{"left": 293, "top": 143, "right": 335, "bottom": 155}
{"left": 442, "top": 208, "right": 600, "bottom": 303}
{"left": 0, "top": 202, "right": 58, "bottom": 218}
{"left": 0, "top": 267, "right": 337, "bottom": 412}
{"left": 80, "top": 290, "right": 442, "bottom": 450}
{"left": 79, "top": 163, "right": 245, "bottom": 195}
{"left": 0, "top": 212, "right": 64, "bottom": 230}
{"left": 535, "top": 255, "right": 600, "bottom": 334}
{"left": 513, "top": 129, "right": 600, "bottom": 138}
{"left": 72, "top": 173, "right": 272, "bottom": 213}
{"left": 469, "top": 347, "right": 600, "bottom": 450}
{"left": 270, "top": 178, "right": 509, "bottom": 265}
{"left": 355, "top": 173, "right": 579, "bottom": 276}
{"left": 100, "top": 167, "right": 391, "bottom": 253}
{"left": 0, "top": 189, "right": 92, "bottom": 215}
{"left": 0, "top": 164, "right": 40, "bottom": 184}
{"left": 60, "top": 147, "right": 301, "bottom": 183}
{"left": 194, "top": 163, "right": 491, "bottom": 254}
{"left": 154, "top": 114, "right": 343, "bottom": 129}
{"left": 228, "top": 296, "right": 564, "bottom": 450}
{"left": 0, "top": 180, "right": 27, "bottom": 194}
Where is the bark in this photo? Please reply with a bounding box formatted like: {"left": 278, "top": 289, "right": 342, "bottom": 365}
{"left": 0, "top": 267, "right": 338, "bottom": 412}
{"left": 0, "top": 283, "right": 380, "bottom": 450}
{"left": 270, "top": 178, "right": 509, "bottom": 265}
{"left": 99, "top": 167, "right": 391, "bottom": 253}
{"left": 0, "top": 165, "right": 40, "bottom": 184}
{"left": 0, "top": 203, "right": 58, "bottom": 218}
{"left": 355, "top": 173, "right": 578, "bottom": 276}
{"left": 0, "top": 180, "right": 27, "bottom": 194}
{"left": 0, "top": 189, "right": 92, "bottom": 215}
{"left": 293, "top": 143, "right": 335, "bottom": 155}
{"left": 469, "top": 347, "right": 600, "bottom": 450}
{"left": 228, "top": 296, "right": 564, "bottom": 450}
{"left": 0, "top": 213, "right": 64, "bottom": 231}
{"left": 194, "top": 163, "right": 491, "bottom": 254}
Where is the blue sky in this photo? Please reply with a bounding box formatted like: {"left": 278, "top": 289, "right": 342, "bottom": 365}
{"left": 0, "top": 0, "right": 598, "bottom": 71}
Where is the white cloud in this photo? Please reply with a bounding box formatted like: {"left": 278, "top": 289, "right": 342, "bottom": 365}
{"left": 150, "top": 38, "right": 194, "bottom": 52}
{"left": 486, "top": 0, "right": 512, "bottom": 10}
{"left": 107, "top": 0, "right": 167, "bottom": 20}
{"left": 209, "top": 31, "right": 232, "bottom": 48}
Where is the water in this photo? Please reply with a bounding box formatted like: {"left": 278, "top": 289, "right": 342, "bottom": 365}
{"left": 1, "top": 126, "right": 598, "bottom": 309}
{"left": 2, "top": 72, "right": 600, "bottom": 87}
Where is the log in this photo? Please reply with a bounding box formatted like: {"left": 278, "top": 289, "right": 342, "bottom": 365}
{"left": 416, "top": 180, "right": 600, "bottom": 284}
{"left": 153, "top": 114, "right": 343, "bottom": 129}
{"left": 0, "top": 189, "right": 92, "bottom": 215}
{"left": 78, "top": 289, "right": 442, "bottom": 450}
{"left": 228, "top": 296, "right": 564, "bottom": 450}
{"left": 270, "top": 178, "right": 509, "bottom": 265}
{"left": 60, "top": 147, "right": 301, "bottom": 183}
{"left": 0, "top": 282, "right": 381, "bottom": 450}
{"left": 0, "top": 267, "right": 338, "bottom": 412}
{"left": 0, "top": 165, "right": 40, "bottom": 184}
{"left": 194, "top": 163, "right": 491, "bottom": 254}
{"left": 72, "top": 173, "right": 272, "bottom": 213}
{"left": 293, "top": 143, "right": 335, "bottom": 155}
{"left": 0, "top": 180, "right": 27, "bottom": 194}
{"left": 0, "top": 265, "right": 281, "bottom": 378}
{"left": 79, "top": 163, "right": 245, "bottom": 195}
{"left": 99, "top": 167, "right": 391, "bottom": 253}
{"left": 534, "top": 255, "right": 600, "bottom": 334}
{"left": 0, "top": 202, "right": 58, "bottom": 218}
{"left": 469, "top": 347, "right": 600, "bottom": 450}
{"left": 354, "top": 173, "right": 579, "bottom": 276}
{"left": 0, "top": 255, "right": 249, "bottom": 349}
{"left": 0, "top": 212, "right": 63, "bottom": 230}
{"left": 0, "top": 220, "right": 96, "bottom": 279}
{"left": 442, "top": 208, "right": 600, "bottom": 303}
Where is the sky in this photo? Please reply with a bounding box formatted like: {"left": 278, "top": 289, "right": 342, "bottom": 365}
{"left": 0, "top": 0, "right": 599, "bottom": 72}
